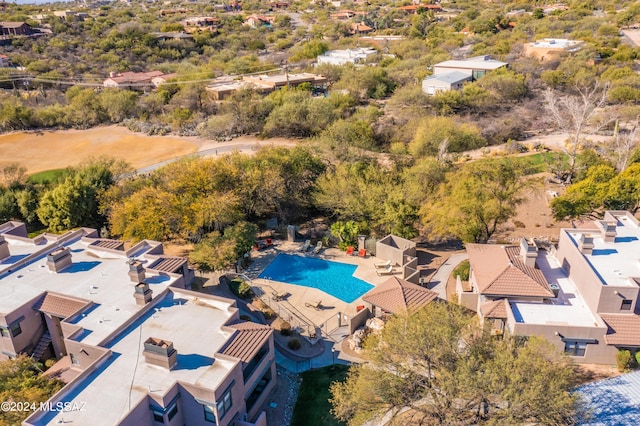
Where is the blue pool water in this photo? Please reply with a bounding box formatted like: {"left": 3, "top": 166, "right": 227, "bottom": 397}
{"left": 259, "top": 254, "right": 373, "bottom": 303}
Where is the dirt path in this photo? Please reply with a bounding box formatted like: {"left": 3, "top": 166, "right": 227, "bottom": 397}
{"left": 465, "top": 132, "right": 613, "bottom": 159}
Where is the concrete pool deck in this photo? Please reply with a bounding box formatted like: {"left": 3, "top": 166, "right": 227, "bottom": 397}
{"left": 243, "top": 241, "right": 401, "bottom": 332}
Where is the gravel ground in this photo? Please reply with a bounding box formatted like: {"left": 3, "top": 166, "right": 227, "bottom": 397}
{"left": 260, "top": 365, "right": 302, "bottom": 426}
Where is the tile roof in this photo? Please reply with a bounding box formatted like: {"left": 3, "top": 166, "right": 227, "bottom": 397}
{"left": 480, "top": 299, "right": 509, "bottom": 319}
{"left": 148, "top": 257, "right": 186, "bottom": 273}
{"left": 600, "top": 313, "right": 640, "bottom": 346}
{"left": 362, "top": 276, "right": 439, "bottom": 314}
{"left": 219, "top": 322, "right": 272, "bottom": 362}
{"left": 33, "top": 292, "right": 90, "bottom": 318}
{"left": 466, "top": 244, "right": 553, "bottom": 298}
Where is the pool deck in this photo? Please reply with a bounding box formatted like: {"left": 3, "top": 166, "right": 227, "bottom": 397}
{"left": 244, "top": 241, "right": 399, "bottom": 331}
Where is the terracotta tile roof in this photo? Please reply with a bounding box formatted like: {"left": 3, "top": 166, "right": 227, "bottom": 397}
{"left": 601, "top": 314, "right": 640, "bottom": 346}
{"left": 362, "top": 276, "right": 438, "bottom": 314}
{"left": 480, "top": 299, "right": 509, "bottom": 319}
{"left": 148, "top": 257, "right": 186, "bottom": 273}
{"left": 219, "top": 322, "right": 272, "bottom": 362}
{"left": 33, "top": 293, "right": 90, "bottom": 318}
{"left": 466, "top": 244, "right": 553, "bottom": 298}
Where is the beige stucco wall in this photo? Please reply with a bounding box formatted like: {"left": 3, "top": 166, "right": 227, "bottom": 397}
{"left": 509, "top": 321, "right": 617, "bottom": 364}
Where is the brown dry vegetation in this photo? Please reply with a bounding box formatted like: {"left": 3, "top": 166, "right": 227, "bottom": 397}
{"left": 0, "top": 126, "right": 198, "bottom": 174}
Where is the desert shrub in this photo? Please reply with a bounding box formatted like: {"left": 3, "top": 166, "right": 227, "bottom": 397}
{"left": 229, "top": 278, "right": 254, "bottom": 299}
{"left": 617, "top": 349, "right": 634, "bottom": 372}
{"left": 263, "top": 308, "right": 275, "bottom": 320}
{"left": 280, "top": 321, "right": 292, "bottom": 336}
{"left": 453, "top": 260, "right": 470, "bottom": 281}
{"left": 44, "top": 358, "right": 57, "bottom": 369}
{"left": 288, "top": 338, "right": 301, "bottom": 350}
{"left": 513, "top": 220, "right": 526, "bottom": 228}
{"left": 636, "top": 351, "right": 640, "bottom": 366}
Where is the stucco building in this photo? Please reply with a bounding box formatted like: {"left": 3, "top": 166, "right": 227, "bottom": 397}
{"left": 460, "top": 211, "right": 640, "bottom": 364}
{"left": 0, "top": 221, "right": 274, "bottom": 426}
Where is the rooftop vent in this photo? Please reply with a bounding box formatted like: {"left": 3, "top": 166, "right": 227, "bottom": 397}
{"left": 128, "top": 260, "right": 145, "bottom": 283}
{"left": 578, "top": 234, "right": 594, "bottom": 255}
{"left": 519, "top": 237, "right": 538, "bottom": 267}
{"left": 595, "top": 220, "right": 616, "bottom": 243}
{"left": 47, "top": 247, "right": 72, "bottom": 272}
{"left": 0, "top": 236, "right": 9, "bottom": 262}
{"left": 143, "top": 337, "right": 177, "bottom": 370}
{"left": 133, "top": 282, "right": 153, "bottom": 305}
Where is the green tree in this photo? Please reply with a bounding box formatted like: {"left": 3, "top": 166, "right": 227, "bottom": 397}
{"left": 409, "top": 116, "right": 486, "bottom": 157}
{"left": 330, "top": 220, "right": 362, "bottom": 250}
{"left": 189, "top": 221, "right": 257, "bottom": 272}
{"left": 0, "top": 355, "right": 64, "bottom": 425}
{"left": 422, "top": 159, "right": 524, "bottom": 243}
{"left": 551, "top": 163, "right": 640, "bottom": 220}
{"left": 330, "top": 303, "right": 581, "bottom": 426}
{"left": 37, "top": 158, "right": 127, "bottom": 232}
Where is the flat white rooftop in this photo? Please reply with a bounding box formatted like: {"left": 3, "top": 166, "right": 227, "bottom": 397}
{"left": 511, "top": 251, "right": 599, "bottom": 327}
{"left": 568, "top": 216, "right": 640, "bottom": 287}
{"left": 0, "top": 235, "right": 175, "bottom": 345}
{"left": 529, "top": 38, "right": 582, "bottom": 49}
{"left": 36, "top": 289, "right": 238, "bottom": 426}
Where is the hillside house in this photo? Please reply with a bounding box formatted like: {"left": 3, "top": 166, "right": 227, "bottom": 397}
{"left": 0, "top": 22, "right": 33, "bottom": 36}
{"left": 524, "top": 38, "right": 584, "bottom": 61}
{"left": 103, "top": 71, "right": 171, "bottom": 89}
{"left": 422, "top": 55, "right": 508, "bottom": 95}
{"left": 316, "top": 47, "right": 377, "bottom": 65}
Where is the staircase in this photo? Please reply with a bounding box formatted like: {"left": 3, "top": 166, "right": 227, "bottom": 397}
{"left": 31, "top": 332, "right": 51, "bottom": 361}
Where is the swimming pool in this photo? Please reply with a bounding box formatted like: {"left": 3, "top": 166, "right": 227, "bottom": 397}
{"left": 259, "top": 254, "right": 374, "bottom": 303}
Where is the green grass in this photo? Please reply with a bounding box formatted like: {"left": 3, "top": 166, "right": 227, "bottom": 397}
{"left": 292, "top": 365, "right": 349, "bottom": 426}
{"left": 473, "top": 152, "right": 568, "bottom": 175}
{"left": 28, "top": 169, "right": 67, "bottom": 185}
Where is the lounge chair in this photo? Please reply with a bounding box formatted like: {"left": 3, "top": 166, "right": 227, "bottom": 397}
{"left": 376, "top": 265, "right": 394, "bottom": 276}
{"left": 358, "top": 248, "right": 367, "bottom": 257}
{"left": 300, "top": 239, "right": 311, "bottom": 252}
{"left": 374, "top": 259, "right": 392, "bottom": 269}
{"left": 272, "top": 290, "right": 288, "bottom": 301}
{"left": 305, "top": 300, "right": 323, "bottom": 310}
{"left": 345, "top": 246, "right": 355, "bottom": 255}
{"left": 312, "top": 241, "right": 323, "bottom": 254}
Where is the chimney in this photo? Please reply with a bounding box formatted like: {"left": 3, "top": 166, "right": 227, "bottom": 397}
{"left": 143, "top": 337, "right": 177, "bottom": 370}
{"left": 578, "top": 234, "right": 594, "bottom": 255}
{"left": 109, "top": 71, "right": 115, "bottom": 78}
{"left": 595, "top": 220, "right": 616, "bottom": 243}
{"left": 519, "top": 238, "right": 537, "bottom": 268}
{"left": 133, "top": 282, "right": 153, "bottom": 305}
{"left": 128, "top": 260, "right": 145, "bottom": 283}
{"left": 47, "top": 247, "right": 72, "bottom": 272}
{"left": 0, "top": 236, "right": 9, "bottom": 262}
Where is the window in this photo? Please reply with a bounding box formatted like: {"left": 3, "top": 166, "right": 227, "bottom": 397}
{"left": 167, "top": 402, "right": 178, "bottom": 421}
{"left": 203, "top": 405, "right": 216, "bottom": 424}
{"left": 9, "top": 322, "right": 21, "bottom": 337}
{"left": 151, "top": 408, "right": 164, "bottom": 424}
{"left": 0, "top": 327, "right": 8, "bottom": 338}
{"left": 243, "top": 344, "right": 268, "bottom": 382}
{"left": 564, "top": 340, "right": 587, "bottom": 357}
{"left": 216, "top": 384, "right": 233, "bottom": 420}
{"left": 621, "top": 300, "right": 632, "bottom": 311}
{"left": 70, "top": 353, "right": 80, "bottom": 365}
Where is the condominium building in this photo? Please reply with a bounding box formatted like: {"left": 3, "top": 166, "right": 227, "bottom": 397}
{"left": 461, "top": 211, "right": 640, "bottom": 364}
{"left": 0, "top": 221, "right": 274, "bottom": 426}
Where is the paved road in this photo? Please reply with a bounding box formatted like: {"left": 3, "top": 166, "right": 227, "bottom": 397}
{"left": 427, "top": 252, "right": 468, "bottom": 300}
{"left": 136, "top": 144, "right": 260, "bottom": 174}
